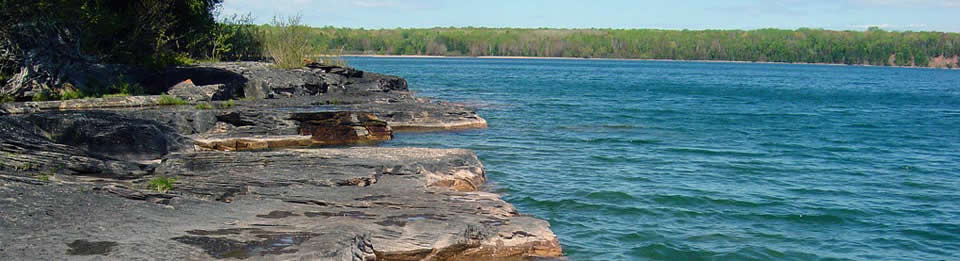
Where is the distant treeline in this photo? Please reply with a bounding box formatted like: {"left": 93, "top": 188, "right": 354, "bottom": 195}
{"left": 307, "top": 27, "right": 960, "bottom": 68}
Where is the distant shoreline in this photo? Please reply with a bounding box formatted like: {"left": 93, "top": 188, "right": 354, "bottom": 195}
{"left": 347, "top": 55, "right": 960, "bottom": 70}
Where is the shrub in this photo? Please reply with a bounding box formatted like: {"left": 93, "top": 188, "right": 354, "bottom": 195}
{"left": 32, "top": 90, "right": 55, "bottom": 101}
{"left": 264, "top": 15, "right": 314, "bottom": 69}
{"left": 59, "top": 89, "right": 88, "bottom": 100}
{"left": 148, "top": 177, "right": 176, "bottom": 193}
{"left": 157, "top": 95, "right": 188, "bottom": 106}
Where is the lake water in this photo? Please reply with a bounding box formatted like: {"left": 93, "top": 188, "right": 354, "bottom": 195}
{"left": 347, "top": 57, "right": 960, "bottom": 260}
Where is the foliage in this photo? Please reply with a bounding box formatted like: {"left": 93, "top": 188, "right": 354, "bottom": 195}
{"left": 1, "top": 0, "right": 224, "bottom": 68}
{"left": 112, "top": 80, "right": 145, "bottom": 96}
{"left": 32, "top": 90, "right": 53, "bottom": 102}
{"left": 59, "top": 89, "right": 87, "bottom": 101}
{"left": 263, "top": 15, "right": 314, "bottom": 69}
{"left": 148, "top": 177, "right": 176, "bottom": 193}
{"left": 195, "top": 103, "right": 213, "bottom": 110}
{"left": 308, "top": 27, "right": 960, "bottom": 67}
{"left": 157, "top": 95, "right": 188, "bottom": 106}
{"left": 211, "top": 13, "right": 264, "bottom": 61}
{"left": 217, "top": 99, "right": 235, "bottom": 109}
{"left": 0, "top": 95, "right": 14, "bottom": 103}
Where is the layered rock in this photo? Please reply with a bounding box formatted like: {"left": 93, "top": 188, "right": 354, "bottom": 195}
{"left": 143, "top": 62, "right": 408, "bottom": 100}
{"left": 0, "top": 63, "right": 561, "bottom": 260}
{"left": 0, "top": 148, "right": 562, "bottom": 260}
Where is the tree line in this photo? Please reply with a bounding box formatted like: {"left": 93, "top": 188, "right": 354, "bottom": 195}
{"left": 309, "top": 27, "right": 960, "bottom": 68}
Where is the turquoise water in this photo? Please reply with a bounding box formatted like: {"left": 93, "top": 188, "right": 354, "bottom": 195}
{"left": 347, "top": 57, "right": 960, "bottom": 261}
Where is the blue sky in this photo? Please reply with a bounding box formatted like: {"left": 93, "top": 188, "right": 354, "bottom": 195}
{"left": 222, "top": 0, "right": 960, "bottom": 32}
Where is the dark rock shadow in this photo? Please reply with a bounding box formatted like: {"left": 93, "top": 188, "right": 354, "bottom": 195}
{"left": 142, "top": 67, "right": 248, "bottom": 100}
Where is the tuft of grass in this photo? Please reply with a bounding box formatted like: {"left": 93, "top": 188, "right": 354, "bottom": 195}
{"left": 157, "top": 95, "right": 188, "bottom": 106}
{"left": 102, "top": 93, "right": 130, "bottom": 98}
{"left": 0, "top": 94, "right": 14, "bottom": 103}
{"left": 148, "top": 177, "right": 176, "bottom": 193}
{"left": 195, "top": 103, "right": 214, "bottom": 110}
{"left": 264, "top": 15, "right": 314, "bottom": 69}
{"left": 217, "top": 99, "right": 236, "bottom": 109}
{"left": 111, "top": 80, "right": 145, "bottom": 96}
{"left": 314, "top": 46, "right": 349, "bottom": 67}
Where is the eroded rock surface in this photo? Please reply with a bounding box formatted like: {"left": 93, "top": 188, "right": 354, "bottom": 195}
{"left": 0, "top": 148, "right": 561, "bottom": 260}
{"left": 0, "top": 63, "right": 560, "bottom": 260}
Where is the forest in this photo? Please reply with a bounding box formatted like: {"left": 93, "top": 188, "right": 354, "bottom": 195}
{"left": 308, "top": 27, "right": 960, "bottom": 67}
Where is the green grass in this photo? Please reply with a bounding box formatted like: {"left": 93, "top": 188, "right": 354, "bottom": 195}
{"left": 102, "top": 93, "right": 130, "bottom": 98}
{"left": 148, "top": 177, "right": 176, "bottom": 193}
{"left": 0, "top": 95, "right": 14, "bottom": 104}
{"left": 111, "top": 80, "right": 145, "bottom": 96}
{"left": 157, "top": 95, "right": 188, "bottom": 106}
{"left": 195, "top": 103, "right": 214, "bottom": 110}
{"left": 217, "top": 99, "right": 236, "bottom": 109}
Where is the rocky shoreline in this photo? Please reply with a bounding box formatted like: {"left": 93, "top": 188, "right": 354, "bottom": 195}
{"left": 0, "top": 63, "right": 562, "bottom": 260}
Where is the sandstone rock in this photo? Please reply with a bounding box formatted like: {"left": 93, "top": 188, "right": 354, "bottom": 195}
{"left": 292, "top": 112, "right": 392, "bottom": 145}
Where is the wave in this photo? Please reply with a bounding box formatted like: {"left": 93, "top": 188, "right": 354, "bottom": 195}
{"left": 735, "top": 212, "right": 854, "bottom": 225}
{"left": 664, "top": 147, "right": 767, "bottom": 157}
{"left": 649, "top": 194, "right": 783, "bottom": 208}
{"left": 584, "top": 191, "right": 636, "bottom": 201}
{"left": 513, "top": 196, "right": 656, "bottom": 216}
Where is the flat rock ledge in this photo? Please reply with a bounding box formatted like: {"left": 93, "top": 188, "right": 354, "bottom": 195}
{"left": 0, "top": 63, "right": 561, "bottom": 260}
{"left": 0, "top": 148, "right": 561, "bottom": 260}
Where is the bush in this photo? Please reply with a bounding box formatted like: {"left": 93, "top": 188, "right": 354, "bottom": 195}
{"left": 32, "top": 90, "right": 55, "bottom": 101}
{"left": 264, "top": 15, "right": 314, "bottom": 69}
{"left": 157, "top": 95, "right": 188, "bottom": 106}
{"left": 59, "top": 89, "right": 87, "bottom": 100}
